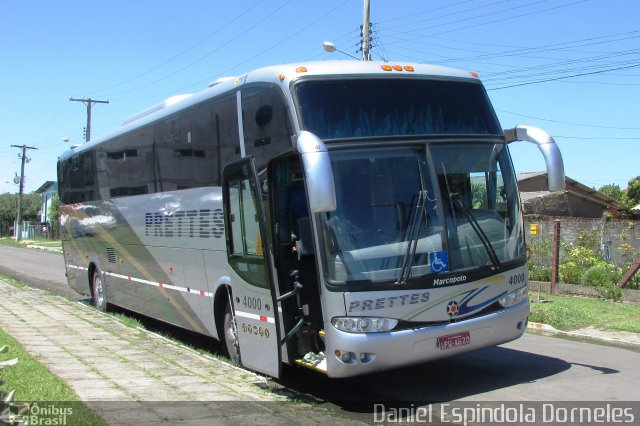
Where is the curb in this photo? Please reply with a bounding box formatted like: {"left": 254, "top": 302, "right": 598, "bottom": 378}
{"left": 527, "top": 321, "right": 640, "bottom": 349}
{"left": 26, "top": 244, "right": 63, "bottom": 253}
{"left": 527, "top": 321, "right": 562, "bottom": 334}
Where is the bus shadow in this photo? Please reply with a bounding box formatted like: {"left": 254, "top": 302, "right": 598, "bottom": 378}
{"left": 274, "top": 345, "right": 575, "bottom": 413}
{"left": 99, "top": 305, "right": 590, "bottom": 416}
{"left": 104, "top": 304, "right": 227, "bottom": 353}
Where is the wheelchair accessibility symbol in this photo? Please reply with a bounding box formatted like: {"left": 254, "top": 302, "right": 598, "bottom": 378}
{"left": 429, "top": 251, "right": 448, "bottom": 273}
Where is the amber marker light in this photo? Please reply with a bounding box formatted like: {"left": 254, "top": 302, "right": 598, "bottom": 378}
{"left": 296, "top": 67, "right": 308, "bottom": 73}
{"left": 392, "top": 65, "right": 403, "bottom": 71}
{"left": 404, "top": 66, "right": 415, "bottom": 72}
{"left": 381, "top": 65, "right": 393, "bottom": 71}
{"left": 469, "top": 71, "right": 479, "bottom": 78}
{"left": 279, "top": 74, "right": 286, "bottom": 82}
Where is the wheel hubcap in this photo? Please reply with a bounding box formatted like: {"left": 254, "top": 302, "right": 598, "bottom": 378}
{"left": 94, "top": 276, "right": 104, "bottom": 306}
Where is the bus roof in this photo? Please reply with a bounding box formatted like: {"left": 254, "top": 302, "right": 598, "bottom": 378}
{"left": 59, "top": 60, "right": 480, "bottom": 161}
{"left": 246, "top": 60, "right": 478, "bottom": 85}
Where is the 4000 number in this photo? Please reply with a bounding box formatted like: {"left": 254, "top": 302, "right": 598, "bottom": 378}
{"left": 241, "top": 323, "right": 270, "bottom": 339}
{"left": 242, "top": 296, "right": 262, "bottom": 310}
{"left": 508, "top": 273, "right": 526, "bottom": 285}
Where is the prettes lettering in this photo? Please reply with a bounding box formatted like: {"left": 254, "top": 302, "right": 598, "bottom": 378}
{"left": 145, "top": 209, "right": 224, "bottom": 239}
{"left": 348, "top": 291, "right": 430, "bottom": 312}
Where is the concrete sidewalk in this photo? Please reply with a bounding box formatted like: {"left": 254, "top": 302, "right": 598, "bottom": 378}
{"left": 0, "top": 280, "right": 361, "bottom": 425}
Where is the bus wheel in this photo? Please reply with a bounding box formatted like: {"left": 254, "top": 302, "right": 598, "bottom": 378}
{"left": 92, "top": 272, "right": 109, "bottom": 312}
{"left": 223, "top": 301, "right": 241, "bottom": 364}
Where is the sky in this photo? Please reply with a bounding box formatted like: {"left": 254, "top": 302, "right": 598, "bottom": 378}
{"left": 1, "top": 0, "right": 638, "bottom": 194}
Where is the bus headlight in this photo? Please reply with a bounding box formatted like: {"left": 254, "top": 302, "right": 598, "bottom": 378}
{"left": 332, "top": 317, "right": 399, "bottom": 333}
{"left": 499, "top": 286, "right": 529, "bottom": 308}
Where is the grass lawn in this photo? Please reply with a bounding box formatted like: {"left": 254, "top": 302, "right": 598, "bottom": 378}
{"left": 529, "top": 293, "right": 640, "bottom": 333}
{"left": 0, "top": 237, "right": 62, "bottom": 250}
{"left": 0, "top": 328, "right": 106, "bottom": 425}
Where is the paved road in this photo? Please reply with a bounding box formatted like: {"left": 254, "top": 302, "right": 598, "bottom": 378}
{"left": 2, "top": 245, "right": 639, "bottom": 422}
{"left": 0, "top": 244, "right": 75, "bottom": 299}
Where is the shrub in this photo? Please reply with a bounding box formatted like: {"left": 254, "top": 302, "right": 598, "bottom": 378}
{"left": 581, "top": 265, "right": 616, "bottom": 287}
{"left": 596, "top": 282, "right": 622, "bottom": 301}
{"left": 559, "top": 261, "right": 583, "bottom": 284}
{"left": 576, "top": 227, "right": 601, "bottom": 253}
{"left": 529, "top": 266, "right": 551, "bottom": 282}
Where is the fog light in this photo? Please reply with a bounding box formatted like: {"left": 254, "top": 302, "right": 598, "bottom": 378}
{"left": 359, "top": 353, "right": 374, "bottom": 363}
{"left": 335, "top": 350, "right": 353, "bottom": 363}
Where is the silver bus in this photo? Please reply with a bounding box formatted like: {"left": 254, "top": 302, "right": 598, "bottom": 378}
{"left": 58, "top": 61, "right": 564, "bottom": 378}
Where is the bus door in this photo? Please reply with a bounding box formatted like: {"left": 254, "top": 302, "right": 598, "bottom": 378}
{"left": 222, "top": 157, "right": 282, "bottom": 378}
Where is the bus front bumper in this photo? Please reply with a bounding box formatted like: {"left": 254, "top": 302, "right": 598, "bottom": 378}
{"left": 324, "top": 301, "right": 529, "bottom": 378}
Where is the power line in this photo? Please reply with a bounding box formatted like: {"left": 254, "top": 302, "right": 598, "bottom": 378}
{"left": 487, "top": 62, "right": 640, "bottom": 90}
{"left": 554, "top": 135, "right": 639, "bottom": 140}
{"left": 497, "top": 109, "right": 640, "bottom": 130}
{"left": 105, "top": 0, "right": 296, "bottom": 97}
{"left": 381, "top": 0, "right": 585, "bottom": 45}
{"left": 115, "top": 0, "right": 352, "bottom": 101}
{"left": 87, "top": 0, "right": 270, "bottom": 95}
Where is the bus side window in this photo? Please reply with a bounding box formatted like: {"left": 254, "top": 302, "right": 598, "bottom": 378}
{"left": 226, "top": 177, "right": 269, "bottom": 288}
{"left": 242, "top": 85, "right": 293, "bottom": 171}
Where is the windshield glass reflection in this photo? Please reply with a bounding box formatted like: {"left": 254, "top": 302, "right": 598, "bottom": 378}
{"left": 319, "top": 144, "right": 525, "bottom": 286}
{"left": 320, "top": 148, "right": 443, "bottom": 283}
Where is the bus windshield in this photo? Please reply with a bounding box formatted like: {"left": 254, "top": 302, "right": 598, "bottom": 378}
{"left": 319, "top": 143, "right": 524, "bottom": 285}
{"left": 295, "top": 78, "right": 501, "bottom": 139}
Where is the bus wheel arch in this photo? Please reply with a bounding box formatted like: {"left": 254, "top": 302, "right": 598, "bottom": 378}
{"left": 214, "top": 283, "right": 241, "bottom": 364}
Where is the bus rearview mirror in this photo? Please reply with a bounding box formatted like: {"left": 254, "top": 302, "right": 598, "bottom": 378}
{"left": 504, "top": 125, "right": 565, "bottom": 192}
{"left": 295, "top": 131, "right": 337, "bottom": 213}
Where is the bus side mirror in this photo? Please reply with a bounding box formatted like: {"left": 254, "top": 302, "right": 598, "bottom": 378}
{"left": 504, "top": 125, "right": 565, "bottom": 192}
{"left": 295, "top": 131, "right": 337, "bottom": 213}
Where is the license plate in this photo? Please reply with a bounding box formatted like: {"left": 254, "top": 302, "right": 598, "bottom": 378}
{"left": 438, "top": 331, "right": 471, "bottom": 350}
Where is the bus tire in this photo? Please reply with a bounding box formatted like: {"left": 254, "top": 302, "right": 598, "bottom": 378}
{"left": 223, "top": 300, "right": 241, "bottom": 365}
{"left": 92, "top": 271, "right": 109, "bottom": 312}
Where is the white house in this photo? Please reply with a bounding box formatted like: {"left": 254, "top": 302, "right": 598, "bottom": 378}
{"left": 35, "top": 181, "right": 58, "bottom": 224}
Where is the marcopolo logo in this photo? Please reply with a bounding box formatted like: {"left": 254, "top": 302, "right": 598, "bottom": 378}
{"left": 433, "top": 274, "right": 467, "bottom": 287}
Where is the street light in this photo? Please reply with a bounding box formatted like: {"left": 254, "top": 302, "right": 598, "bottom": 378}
{"left": 63, "top": 137, "right": 81, "bottom": 149}
{"left": 323, "top": 41, "right": 359, "bottom": 60}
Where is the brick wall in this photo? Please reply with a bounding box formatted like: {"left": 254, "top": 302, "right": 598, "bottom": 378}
{"left": 524, "top": 217, "right": 640, "bottom": 267}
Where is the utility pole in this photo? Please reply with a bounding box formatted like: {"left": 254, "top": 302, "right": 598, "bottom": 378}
{"left": 69, "top": 97, "right": 109, "bottom": 142}
{"left": 11, "top": 144, "right": 38, "bottom": 241}
{"left": 361, "top": 0, "right": 372, "bottom": 61}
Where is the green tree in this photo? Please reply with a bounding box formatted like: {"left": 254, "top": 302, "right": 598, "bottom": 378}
{"left": 21, "top": 193, "right": 41, "bottom": 222}
{"left": 0, "top": 192, "right": 41, "bottom": 229}
{"left": 627, "top": 176, "right": 640, "bottom": 206}
{"left": 598, "top": 183, "right": 624, "bottom": 203}
{"left": 49, "top": 194, "right": 60, "bottom": 225}
{"left": 0, "top": 193, "right": 18, "bottom": 229}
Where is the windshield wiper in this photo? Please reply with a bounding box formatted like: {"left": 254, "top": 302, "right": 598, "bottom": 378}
{"left": 451, "top": 195, "right": 501, "bottom": 270}
{"left": 396, "top": 160, "right": 429, "bottom": 285}
{"left": 396, "top": 190, "right": 427, "bottom": 285}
